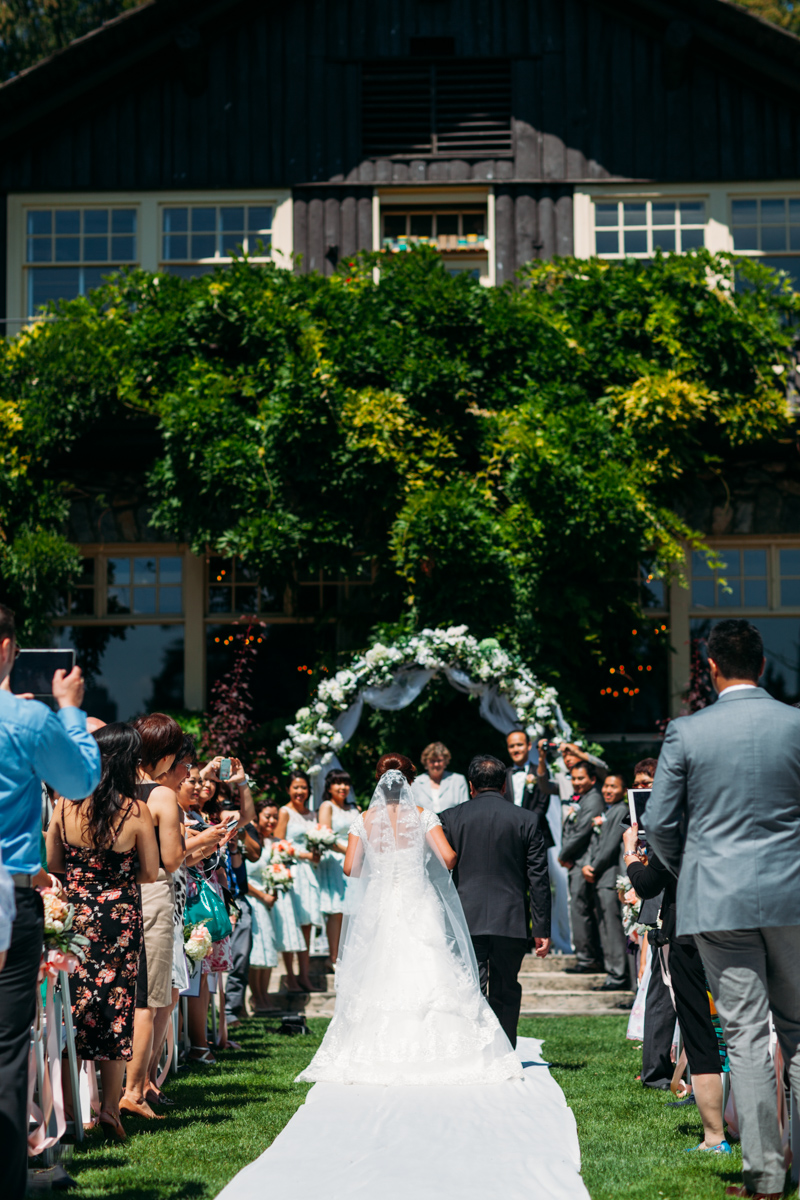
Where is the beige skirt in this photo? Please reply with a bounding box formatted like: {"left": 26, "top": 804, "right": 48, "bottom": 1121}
{"left": 138, "top": 870, "right": 175, "bottom": 1009}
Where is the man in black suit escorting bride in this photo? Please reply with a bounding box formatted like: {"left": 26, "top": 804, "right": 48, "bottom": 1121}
{"left": 441, "top": 754, "right": 552, "bottom": 1046}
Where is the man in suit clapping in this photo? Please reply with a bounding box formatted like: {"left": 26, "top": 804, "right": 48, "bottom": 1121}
{"left": 647, "top": 619, "right": 800, "bottom": 1200}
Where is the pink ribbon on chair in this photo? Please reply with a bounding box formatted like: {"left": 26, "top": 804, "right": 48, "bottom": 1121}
{"left": 27, "top": 966, "right": 68, "bottom": 1154}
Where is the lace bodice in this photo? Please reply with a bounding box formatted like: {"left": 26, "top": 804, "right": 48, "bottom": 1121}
{"left": 352, "top": 807, "right": 441, "bottom": 840}
{"left": 329, "top": 804, "right": 359, "bottom": 842}
{"left": 286, "top": 806, "right": 314, "bottom": 849}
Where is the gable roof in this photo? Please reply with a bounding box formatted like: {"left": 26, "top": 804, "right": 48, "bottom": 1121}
{"left": 0, "top": 0, "right": 799, "bottom": 145}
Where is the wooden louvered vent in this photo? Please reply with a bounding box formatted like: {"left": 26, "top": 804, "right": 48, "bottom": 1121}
{"left": 362, "top": 59, "right": 512, "bottom": 158}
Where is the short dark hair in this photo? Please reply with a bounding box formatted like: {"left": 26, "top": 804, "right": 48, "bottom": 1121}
{"left": 375, "top": 753, "right": 417, "bottom": 784}
{"left": 468, "top": 754, "right": 507, "bottom": 791}
{"left": 505, "top": 727, "right": 530, "bottom": 744}
{"left": 323, "top": 767, "right": 352, "bottom": 803}
{"left": 571, "top": 761, "right": 597, "bottom": 782}
{"left": 178, "top": 734, "right": 197, "bottom": 766}
{"left": 133, "top": 712, "right": 184, "bottom": 771}
{"left": 707, "top": 619, "right": 764, "bottom": 682}
{"left": 634, "top": 757, "right": 659, "bottom": 778}
{"left": 0, "top": 603, "right": 15, "bottom": 644}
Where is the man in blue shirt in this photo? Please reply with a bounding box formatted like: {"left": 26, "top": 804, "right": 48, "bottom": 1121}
{"left": 0, "top": 603, "right": 101, "bottom": 1200}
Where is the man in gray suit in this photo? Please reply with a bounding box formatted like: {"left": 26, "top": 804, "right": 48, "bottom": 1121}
{"left": 646, "top": 619, "right": 800, "bottom": 1200}
{"left": 559, "top": 762, "right": 605, "bottom": 973}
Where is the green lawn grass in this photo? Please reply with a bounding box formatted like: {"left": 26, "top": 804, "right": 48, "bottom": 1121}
{"left": 525, "top": 1016, "right": 743, "bottom": 1200}
{"left": 43, "top": 1015, "right": 744, "bottom": 1200}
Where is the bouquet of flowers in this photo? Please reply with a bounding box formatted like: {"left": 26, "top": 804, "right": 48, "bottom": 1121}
{"left": 184, "top": 921, "right": 213, "bottom": 963}
{"left": 263, "top": 862, "right": 293, "bottom": 894}
{"left": 270, "top": 840, "right": 296, "bottom": 864}
{"left": 306, "top": 823, "right": 336, "bottom": 851}
{"left": 616, "top": 875, "right": 646, "bottom": 938}
{"left": 41, "top": 884, "right": 89, "bottom": 975}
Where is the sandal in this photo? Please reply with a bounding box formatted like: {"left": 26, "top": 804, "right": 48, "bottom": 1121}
{"left": 188, "top": 1045, "right": 216, "bottom": 1064}
{"left": 98, "top": 1111, "right": 127, "bottom": 1142}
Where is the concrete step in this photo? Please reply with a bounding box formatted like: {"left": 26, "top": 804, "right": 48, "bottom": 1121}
{"left": 519, "top": 971, "right": 610, "bottom": 993}
{"left": 519, "top": 990, "right": 633, "bottom": 1014}
{"left": 521, "top": 954, "right": 579, "bottom": 972}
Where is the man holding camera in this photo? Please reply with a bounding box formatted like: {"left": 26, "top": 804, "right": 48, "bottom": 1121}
{"left": 0, "top": 604, "right": 101, "bottom": 1200}
{"left": 647, "top": 619, "right": 800, "bottom": 1200}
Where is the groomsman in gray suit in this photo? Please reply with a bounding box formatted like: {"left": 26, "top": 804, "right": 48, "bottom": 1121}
{"left": 646, "top": 619, "right": 800, "bottom": 1200}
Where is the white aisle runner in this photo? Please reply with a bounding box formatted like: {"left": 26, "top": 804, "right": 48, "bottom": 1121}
{"left": 216, "top": 1037, "right": 590, "bottom": 1200}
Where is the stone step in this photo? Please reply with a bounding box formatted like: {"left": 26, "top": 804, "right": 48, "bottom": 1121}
{"left": 521, "top": 954, "right": 578, "bottom": 972}
{"left": 519, "top": 990, "right": 633, "bottom": 1013}
{"left": 519, "top": 971, "right": 611, "bottom": 993}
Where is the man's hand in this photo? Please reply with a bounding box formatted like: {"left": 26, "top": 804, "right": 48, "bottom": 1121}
{"left": 52, "top": 666, "right": 85, "bottom": 710}
{"left": 559, "top": 859, "right": 573, "bottom": 870}
{"left": 582, "top": 864, "right": 595, "bottom": 882}
{"left": 533, "top": 937, "right": 551, "bottom": 959}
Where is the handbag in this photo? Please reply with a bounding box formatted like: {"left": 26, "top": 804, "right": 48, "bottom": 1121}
{"left": 184, "top": 869, "right": 233, "bottom": 942}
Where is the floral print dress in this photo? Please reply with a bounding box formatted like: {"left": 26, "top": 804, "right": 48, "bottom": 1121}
{"left": 64, "top": 824, "right": 143, "bottom": 1061}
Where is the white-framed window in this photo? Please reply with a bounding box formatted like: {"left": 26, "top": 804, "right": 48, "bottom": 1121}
{"left": 593, "top": 199, "right": 706, "bottom": 258}
{"left": 691, "top": 544, "right": 800, "bottom": 611}
{"left": 729, "top": 196, "right": 800, "bottom": 288}
{"left": 7, "top": 191, "right": 293, "bottom": 331}
{"left": 24, "top": 205, "right": 138, "bottom": 316}
{"left": 161, "top": 203, "right": 273, "bottom": 278}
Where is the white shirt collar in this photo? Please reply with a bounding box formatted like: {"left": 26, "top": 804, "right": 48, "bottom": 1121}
{"left": 718, "top": 683, "right": 758, "bottom": 696}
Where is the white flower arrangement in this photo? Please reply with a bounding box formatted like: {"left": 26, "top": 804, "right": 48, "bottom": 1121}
{"left": 184, "top": 921, "right": 213, "bottom": 963}
{"left": 279, "top": 625, "right": 566, "bottom": 772}
{"left": 306, "top": 823, "right": 337, "bottom": 851}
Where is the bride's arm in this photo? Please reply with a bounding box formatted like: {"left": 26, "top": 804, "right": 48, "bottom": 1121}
{"left": 343, "top": 830, "right": 363, "bottom": 877}
{"left": 427, "top": 826, "right": 457, "bottom": 871}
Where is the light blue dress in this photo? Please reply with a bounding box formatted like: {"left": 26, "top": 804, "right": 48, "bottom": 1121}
{"left": 317, "top": 804, "right": 359, "bottom": 915}
{"left": 245, "top": 848, "right": 278, "bottom": 968}
{"left": 263, "top": 838, "right": 305, "bottom": 953}
{"left": 286, "top": 808, "right": 323, "bottom": 927}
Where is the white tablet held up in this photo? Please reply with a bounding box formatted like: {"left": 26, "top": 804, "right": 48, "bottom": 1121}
{"left": 627, "top": 788, "right": 650, "bottom": 833}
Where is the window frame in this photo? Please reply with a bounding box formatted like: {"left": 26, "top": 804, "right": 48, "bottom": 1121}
{"left": 6, "top": 190, "right": 293, "bottom": 333}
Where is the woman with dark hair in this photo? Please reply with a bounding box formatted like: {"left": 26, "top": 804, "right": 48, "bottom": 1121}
{"left": 275, "top": 769, "right": 323, "bottom": 992}
{"left": 46, "top": 724, "right": 159, "bottom": 1141}
{"left": 121, "top": 712, "right": 185, "bottom": 1118}
{"left": 317, "top": 768, "right": 358, "bottom": 966}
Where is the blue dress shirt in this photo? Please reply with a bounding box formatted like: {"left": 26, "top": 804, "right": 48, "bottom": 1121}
{"left": 0, "top": 691, "right": 101, "bottom": 875}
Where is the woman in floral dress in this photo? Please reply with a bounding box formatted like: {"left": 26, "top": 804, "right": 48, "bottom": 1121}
{"left": 46, "top": 724, "right": 159, "bottom": 1142}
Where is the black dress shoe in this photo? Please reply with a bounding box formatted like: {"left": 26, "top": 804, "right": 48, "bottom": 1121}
{"left": 564, "top": 963, "right": 603, "bottom": 974}
{"left": 594, "top": 980, "right": 629, "bottom": 991}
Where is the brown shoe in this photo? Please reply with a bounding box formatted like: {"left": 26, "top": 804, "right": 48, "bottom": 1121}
{"left": 119, "top": 1096, "right": 165, "bottom": 1120}
{"left": 724, "top": 1187, "right": 784, "bottom": 1199}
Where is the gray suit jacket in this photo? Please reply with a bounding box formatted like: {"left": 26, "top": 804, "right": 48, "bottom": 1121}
{"left": 589, "top": 800, "right": 628, "bottom": 888}
{"left": 646, "top": 686, "right": 800, "bottom": 936}
{"left": 559, "top": 786, "right": 605, "bottom": 868}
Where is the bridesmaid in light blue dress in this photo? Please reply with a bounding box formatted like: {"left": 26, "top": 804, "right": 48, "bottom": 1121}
{"left": 317, "top": 768, "right": 359, "bottom": 966}
{"left": 274, "top": 771, "right": 323, "bottom": 993}
{"left": 255, "top": 803, "right": 306, "bottom": 993}
{"left": 245, "top": 833, "right": 278, "bottom": 1013}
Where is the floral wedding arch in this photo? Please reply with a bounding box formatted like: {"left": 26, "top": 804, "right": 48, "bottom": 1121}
{"left": 278, "top": 625, "right": 571, "bottom": 802}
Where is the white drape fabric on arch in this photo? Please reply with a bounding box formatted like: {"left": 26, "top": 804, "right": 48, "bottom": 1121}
{"left": 309, "top": 666, "right": 570, "bottom": 807}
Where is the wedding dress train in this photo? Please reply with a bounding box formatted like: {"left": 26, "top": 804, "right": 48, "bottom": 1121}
{"left": 296, "top": 770, "right": 522, "bottom": 1086}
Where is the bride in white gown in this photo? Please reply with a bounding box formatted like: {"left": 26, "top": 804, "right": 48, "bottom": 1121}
{"left": 296, "top": 754, "right": 522, "bottom": 1086}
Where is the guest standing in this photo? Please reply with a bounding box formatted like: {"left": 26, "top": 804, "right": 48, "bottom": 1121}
{"left": 559, "top": 762, "right": 605, "bottom": 973}
{"left": 0, "top": 603, "right": 101, "bottom": 1200}
{"left": 245, "top": 817, "right": 278, "bottom": 1012}
{"left": 46, "top": 724, "right": 159, "bottom": 1141}
{"left": 275, "top": 771, "right": 323, "bottom": 992}
{"left": 583, "top": 773, "right": 629, "bottom": 991}
{"left": 256, "top": 802, "right": 306, "bottom": 992}
{"left": 647, "top": 619, "right": 800, "bottom": 1198}
{"left": 121, "top": 713, "right": 185, "bottom": 1119}
{"left": 317, "top": 768, "right": 359, "bottom": 965}
{"left": 412, "top": 743, "right": 469, "bottom": 814}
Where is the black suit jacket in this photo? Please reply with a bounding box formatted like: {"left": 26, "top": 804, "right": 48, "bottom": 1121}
{"left": 504, "top": 764, "right": 555, "bottom": 850}
{"left": 440, "top": 790, "right": 551, "bottom": 941}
